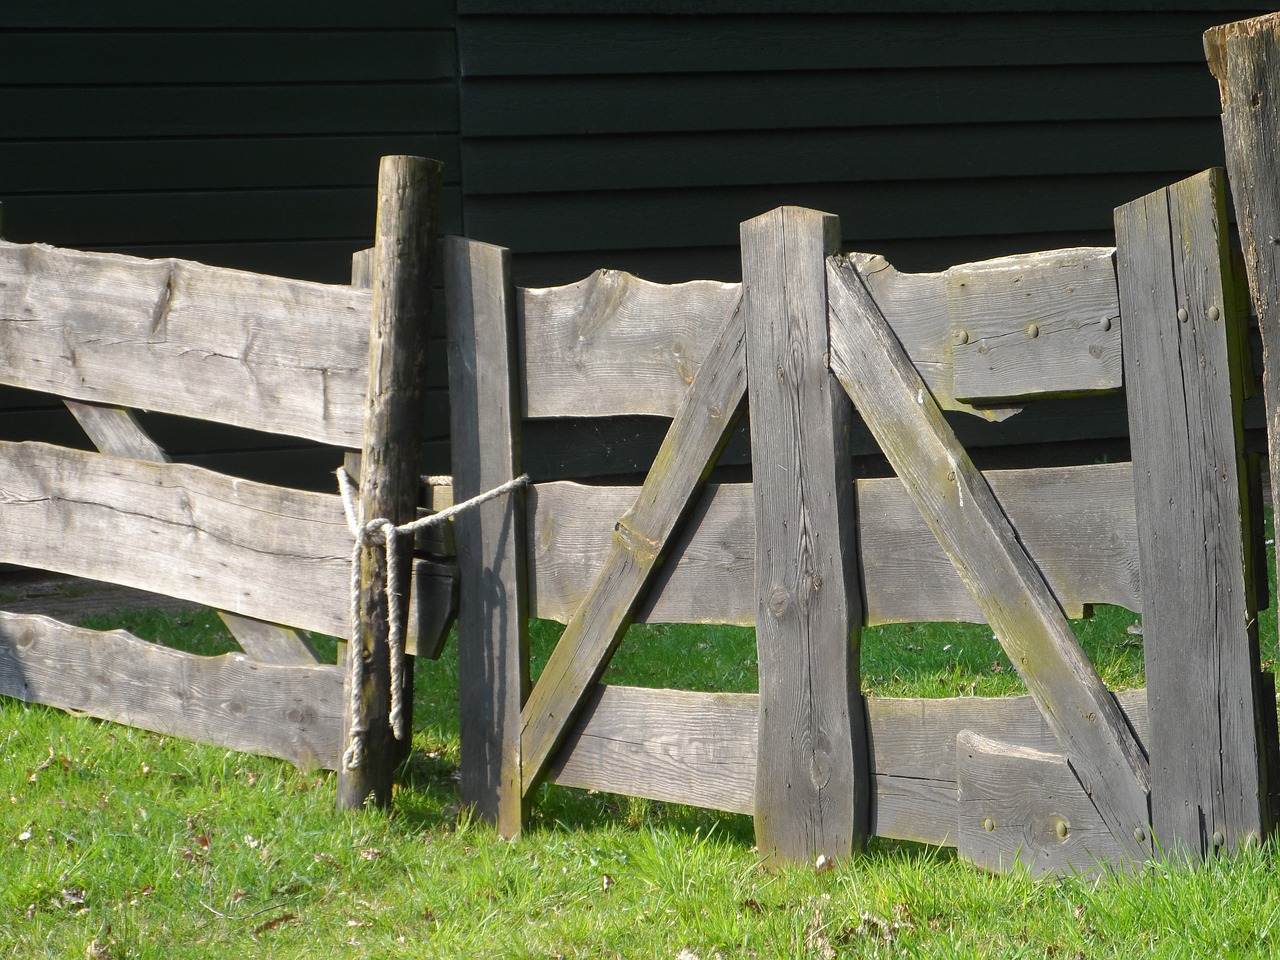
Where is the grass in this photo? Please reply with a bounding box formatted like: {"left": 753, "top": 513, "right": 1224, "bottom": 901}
{"left": 1, "top": 581, "right": 1278, "bottom": 956}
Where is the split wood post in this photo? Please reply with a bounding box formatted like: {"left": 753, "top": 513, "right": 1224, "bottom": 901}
{"left": 740, "top": 206, "right": 869, "bottom": 867}
{"left": 445, "top": 237, "right": 530, "bottom": 836}
{"left": 337, "top": 155, "right": 443, "bottom": 810}
{"left": 1116, "top": 168, "right": 1269, "bottom": 855}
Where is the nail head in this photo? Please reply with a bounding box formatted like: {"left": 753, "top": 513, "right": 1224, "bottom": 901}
{"left": 1208, "top": 305, "right": 1221, "bottom": 322}
{"left": 1100, "top": 317, "right": 1112, "bottom": 332}
{"left": 953, "top": 329, "right": 970, "bottom": 346}
{"left": 1026, "top": 323, "right": 1040, "bottom": 339}
{"left": 1177, "top": 308, "right": 1190, "bottom": 323}
{"left": 1055, "top": 820, "right": 1069, "bottom": 840}
{"left": 1213, "top": 830, "right": 1225, "bottom": 848}
{"left": 1134, "top": 826, "right": 1147, "bottom": 844}
{"left": 983, "top": 817, "right": 995, "bottom": 833}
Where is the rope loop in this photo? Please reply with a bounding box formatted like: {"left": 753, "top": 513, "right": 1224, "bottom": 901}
{"left": 336, "top": 466, "right": 528, "bottom": 770}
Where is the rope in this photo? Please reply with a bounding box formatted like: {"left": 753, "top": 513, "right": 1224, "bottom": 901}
{"left": 336, "top": 466, "right": 529, "bottom": 771}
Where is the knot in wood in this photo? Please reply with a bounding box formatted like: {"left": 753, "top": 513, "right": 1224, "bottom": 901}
{"left": 767, "top": 586, "right": 790, "bottom": 618}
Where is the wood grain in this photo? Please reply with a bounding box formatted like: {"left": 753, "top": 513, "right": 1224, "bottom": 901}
{"left": 0, "top": 241, "right": 372, "bottom": 446}
{"left": 0, "top": 441, "right": 353, "bottom": 637}
{"left": 339, "top": 155, "right": 442, "bottom": 810}
{"left": 519, "top": 269, "right": 741, "bottom": 419}
{"left": 1115, "top": 168, "right": 1267, "bottom": 855}
{"left": 742, "top": 206, "right": 867, "bottom": 866}
{"left": 957, "top": 731, "right": 1126, "bottom": 876}
{"left": 0, "top": 611, "right": 342, "bottom": 770}
{"left": 527, "top": 463, "right": 1140, "bottom": 627}
{"left": 65, "top": 398, "right": 325, "bottom": 667}
{"left": 828, "top": 253, "right": 1150, "bottom": 863}
{"left": 948, "top": 247, "right": 1121, "bottom": 402}
{"left": 517, "top": 295, "right": 747, "bottom": 797}
{"left": 447, "top": 237, "right": 531, "bottom": 836}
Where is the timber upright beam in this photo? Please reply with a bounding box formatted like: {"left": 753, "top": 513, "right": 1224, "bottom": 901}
{"left": 338, "top": 155, "right": 443, "bottom": 810}
{"left": 445, "top": 238, "right": 530, "bottom": 837}
{"left": 740, "top": 207, "right": 869, "bottom": 867}
{"left": 1116, "top": 169, "right": 1269, "bottom": 855}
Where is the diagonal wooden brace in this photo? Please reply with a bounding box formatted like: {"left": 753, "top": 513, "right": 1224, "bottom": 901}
{"left": 518, "top": 296, "right": 748, "bottom": 795}
{"left": 826, "top": 255, "right": 1152, "bottom": 863}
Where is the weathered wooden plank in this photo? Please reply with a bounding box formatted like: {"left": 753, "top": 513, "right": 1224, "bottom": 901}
{"left": 948, "top": 248, "right": 1121, "bottom": 402}
{"left": 0, "top": 611, "right": 342, "bottom": 771}
{"left": 0, "top": 441, "right": 353, "bottom": 636}
{"left": 339, "top": 156, "right": 441, "bottom": 810}
{"left": 742, "top": 206, "right": 867, "bottom": 867}
{"left": 527, "top": 463, "right": 1141, "bottom": 627}
{"left": 1116, "top": 168, "right": 1266, "bottom": 856}
{"left": 0, "top": 241, "right": 371, "bottom": 447}
{"left": 540, "top": 684, "right": 1151, "bottom": 846}
{"left": 517, "top": 294, "right": 748, "bottom": 797}
{"left": 1207, "top": 14, "right": 1280, "bottom": 837}
{"left": 65, "top": 398, "right": 325, "bottom": 667}
{"left": 548, "top": 685, "right": 758, "bottom": 815}
{"left": 519, "top": 270, "right": 741, "bottom": 419}
{"left": 447, "top": 237, "right": 531, "bottom": 836}
{"left": 827, "top": 254, "right": 1151, "bottom": 863}
{"left": 957, "top": 732, "right": 1127, "bottom": 876}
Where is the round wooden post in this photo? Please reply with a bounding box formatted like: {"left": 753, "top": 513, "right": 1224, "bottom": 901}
{"left": 337, "top": 155, "right": 443, "bottom": 810}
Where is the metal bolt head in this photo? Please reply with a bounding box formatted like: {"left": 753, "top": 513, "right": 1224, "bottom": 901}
{"left": 1026, "top": 323, "right": 1040, "bottom": 339}
{"left": 1213, "top": 830, "right": 1226, "bottom": 849}
{"left": 1100, "top": 317, "right": 1113, "bottom": 332}
{"left": 1055, "top": 820, "right": 1069, "bottom": 840}
{"left": 1177, "top": 307, "right": 1190, "bottom": 323}
{"left": 952, "top": 328, "right": 970, "bottom": 346}
{"left": 983, "top": 817, "right": 996, "bottom": 833}
{"left": 1208, "top": 305, "right": 1221, "bottom": 322}
{"left": 1134, "top": 826, "right": 1147, "bottom": 844}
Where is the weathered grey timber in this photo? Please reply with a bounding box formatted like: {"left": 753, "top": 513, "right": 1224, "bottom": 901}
{"left": 0, "top": 241, "right": 372, "bottom": 447}
{"left": 957, "top": 732, "right": 1126, "bottom": 876}
{"left": 526, "top": 463, "right": 1141, "bottom": 627}
{"left": 741, "top": 206, "right": 867, "bottom": 867}
{"left": 0, "top": 611, "right": 342, "bottom": 770}
{"left": 1116, "top": 168, "right": 1268, "bottom": 855}
{"left": 66, "top": 398, "right": 325, "bottom": 667}
{"left": 539, "top": 682, "right": 1149, "bottom": 849}
{"left": 548, "top": 685, "right": 758, "bottom": 814}
{"left": 1207, "top": 19, "right": 1280, "bottom": 589}
{"left": 339, "top": 155, "right": 442, "bottom": 810}
{"left": 0, "top": 441, "right": 352, "bottom": 637}
{"left": 947, "top": 248, "right": 1121, "bottom": 402}
{"left": 519, "top": 270, "right": 741, "bottom": 419}
{"left": 517, "top": 293, "right": 747, "bottom": 797}
{"left": 447, "top": 236, "right": 531, "bottom": 835}
{"left": 827, "top": 254, "right": 1151, "bottom": 863}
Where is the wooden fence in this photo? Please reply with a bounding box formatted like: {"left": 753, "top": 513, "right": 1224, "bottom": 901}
{"left": 447, "top": 164, "right": 1280, "bottom": 874}
{"left": 0, "top": 155, "right": 452, "bottom": 809}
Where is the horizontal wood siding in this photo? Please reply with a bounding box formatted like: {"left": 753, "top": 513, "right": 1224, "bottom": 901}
{"left": 0, "top": 4, "right": 460, "bottom": 479}
{"left": 458, "top": 7, "right": 1269, "bottom": 290}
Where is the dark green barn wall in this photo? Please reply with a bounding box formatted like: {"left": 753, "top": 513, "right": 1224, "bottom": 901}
{"left": 0, "top": 1, "right": 461, "bottom": 486}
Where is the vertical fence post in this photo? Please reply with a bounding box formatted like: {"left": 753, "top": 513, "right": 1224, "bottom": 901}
{"left": 337, "top": 155, "right": 443, "bottom": 810}
{"left": 445, "top": 237, "right": 530, "bottom": 837}
{"left": 1116, "top": 169, "right": 1268, "bottom": 856}
{"left": 740, "top": 206, "right": 869, "bottom": 867}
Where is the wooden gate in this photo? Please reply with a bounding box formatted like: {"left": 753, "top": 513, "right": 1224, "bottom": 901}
{"left": 447, "top": 168, "right": 1278, "bottom": 873}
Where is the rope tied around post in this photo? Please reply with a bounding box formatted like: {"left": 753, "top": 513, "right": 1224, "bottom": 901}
{"left": 336, "top": 466, "right": 529, "bottom": 771}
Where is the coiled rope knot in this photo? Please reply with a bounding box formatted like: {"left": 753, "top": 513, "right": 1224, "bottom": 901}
{"left": 336, "top": 466, "right": 528, "bottom": 772}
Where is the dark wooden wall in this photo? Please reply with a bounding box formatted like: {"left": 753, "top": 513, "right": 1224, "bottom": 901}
{"left": 1, "top": 1, "right": 1271, "bottom": 484}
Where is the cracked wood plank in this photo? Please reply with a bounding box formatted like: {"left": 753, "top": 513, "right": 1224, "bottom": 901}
{"left": 0, "top": 241, "right": 371, "bottom": 446}
{"left": 741, "top": 206, "right": 867, "bottom": 867}
{"left": 64, "top": 399, "right": 324, "bottom": 667}
{"left": 827, "top": 254, "right": 1151, "bottom": 864}
{"left": 519, "top": 270, "right": 742, "bottom": 419}
{"left": 0, "top": 610, "right": 342, "bottom": 770}
{"left": 517, "top": 292, "right": 747, "bottom": 797}
{"left": 528, "top": 462, "right": 1140, "bottom": 628}
{"left": 1116, "top": 168, "right": 1268, "bottom": 855}
{"left": 0, "top": 440, "right": 353, "bottom": 637}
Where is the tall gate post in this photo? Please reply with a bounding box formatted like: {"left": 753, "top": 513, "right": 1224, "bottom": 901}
{"left": 740, "top": 206, "right": 870, "bottom": 866}
{"left": 1116, "top": 169, "right": 1270, "bottom": 855}
{"left": 338, "top": 155, "right": 444, "bottom": 810}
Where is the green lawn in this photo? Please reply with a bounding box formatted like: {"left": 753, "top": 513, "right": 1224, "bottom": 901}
{"left": 1, "top": 588, "right": 1278, "bottom": 957}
